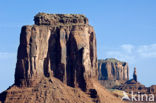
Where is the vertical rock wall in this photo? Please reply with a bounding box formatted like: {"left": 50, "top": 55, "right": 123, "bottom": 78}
{"left": 98, "top": 58, "right": 129, "bottom": 81}
{"left": 15, "top": 13, "right": 98, "bottom": 91}
{"left": 98, "top": 58, "right": 129, "bottom": 88}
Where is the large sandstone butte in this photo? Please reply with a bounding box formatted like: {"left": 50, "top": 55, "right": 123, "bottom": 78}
{"left": 0, "top": 13, "right": 124, "bottom": 103}
{"left": 98, "top": 58, "right": 129, "bottom": 88}
{"left": 14, "top": 13, "right": 98, "bottom": 91}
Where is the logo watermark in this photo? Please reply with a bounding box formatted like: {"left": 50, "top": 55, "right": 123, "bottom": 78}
{"left": 122, "top": 91, "right": 155, "bottom": 102}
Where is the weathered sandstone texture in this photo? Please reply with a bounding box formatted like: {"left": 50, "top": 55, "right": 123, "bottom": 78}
{"left": 98, "top": 58, "right": 129, "bottom": 88}
{"left": 98, "top": 58, "right": 129, "bottom": 80}
{"left": 0, "top": 13, "right": 125, "bottom": 103}
{"left": 15, "top": 13, "right": 98, "bottom": 91}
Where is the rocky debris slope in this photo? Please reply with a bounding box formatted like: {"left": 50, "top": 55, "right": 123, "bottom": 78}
{"left": 0, "top": 13, "right": 123, "bottom": 103}
{"left": 98, "top": 58, "right": 129, "bottom": 88}
{"left": 0, "top": 77, "right": 93, "bottom": 103}
{"left": 0, "top": 77, "right": 124, "bottom": 103}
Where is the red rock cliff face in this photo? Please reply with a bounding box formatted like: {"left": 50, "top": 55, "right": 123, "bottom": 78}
{"left": 0, "top": 13, "right": 125, "bottom": 103}
{"left": 98, "top": 58, "right": 129, "bottom": 88}
{"left": 98, "top": 58, "right": 129, "bottom": 81}
{"left": 15, "top": 13, "right": 98, "bottom": 91}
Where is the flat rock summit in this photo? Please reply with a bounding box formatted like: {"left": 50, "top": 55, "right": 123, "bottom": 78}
{"left": 15, "top": 13, "right": 97, "bottom": 91}
{"left": 0, "top": 13, "right": 123, "bottom": 103}
{"left": 98, "top": 58, "right": 129, "bottom": 88}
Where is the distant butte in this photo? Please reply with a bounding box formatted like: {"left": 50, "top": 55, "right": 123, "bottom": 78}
{"left": 98, "top": 58, "right": 129, "bottom": 89}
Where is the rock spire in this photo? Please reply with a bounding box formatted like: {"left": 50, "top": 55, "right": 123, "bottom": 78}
{"left": 133, "top": 67, "right": 137, "bottom": 82}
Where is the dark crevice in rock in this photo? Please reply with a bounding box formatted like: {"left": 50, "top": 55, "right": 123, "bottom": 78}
{"left": 53, "top": 28, "right": 65, "bottom": 82}
{"left": 48, "top": 28, "right": 64, "bottom": 82}
{"left": 66, "top": 32, "right": 77, "bottom": 88}
{"left": 111, "top": 63, "right": 116, "bottom": 80}
{"left": 89, "top": 32, "right": 94, "bottom": 67}
{"left": 43, "top": 57, "right": 50, "bottom": 77}
{"left": 76, "top": 48, "right": 86, "bottom": 91}
{"left": 15, "top": 60, "right": 25, "bottom": 86}
{"left": 89, "top": 89, "right": 97, "bottom": 98}
{"left": 89, "top": 89, "right": 100, "bottom": 103}
{"left": 101, "top": 63, "right": 108, "bottom": 80}
{"left": 17, "top": 26, "right": 29, "bottom": 59}
{"left": 0, "top": 92, "right": 7, "bottom": 103}
{"left": 66, "top": 33, "right": 87, "bottom": 91}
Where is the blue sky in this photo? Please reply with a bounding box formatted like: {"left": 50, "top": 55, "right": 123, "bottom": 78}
{"left": 0, "top": 0, "right": 156, "bottom": 92}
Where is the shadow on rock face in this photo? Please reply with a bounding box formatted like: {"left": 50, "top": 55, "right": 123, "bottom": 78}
{"left": 0, "top": 92, "right": 7, "bottom": 103}
{"left": 89, "top": 89, "right": 97, "bottom": 98}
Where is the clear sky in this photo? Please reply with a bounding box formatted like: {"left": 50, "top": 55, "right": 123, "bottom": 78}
{"left": 0, "top": 0, "right": 156, "bottom": 92}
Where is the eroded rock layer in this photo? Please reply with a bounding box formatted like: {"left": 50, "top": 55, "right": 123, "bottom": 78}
{"left": 0, "top": 13, "right": 125, "bottom": 103}
{"left": 98, "top": 58, "right": 129, "bottom": 81}
{"left": 98, "top": 58, "right": 129, "bottom": 88}
{"left": 15, "top": 13, "right": 98, "bottom": 91}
